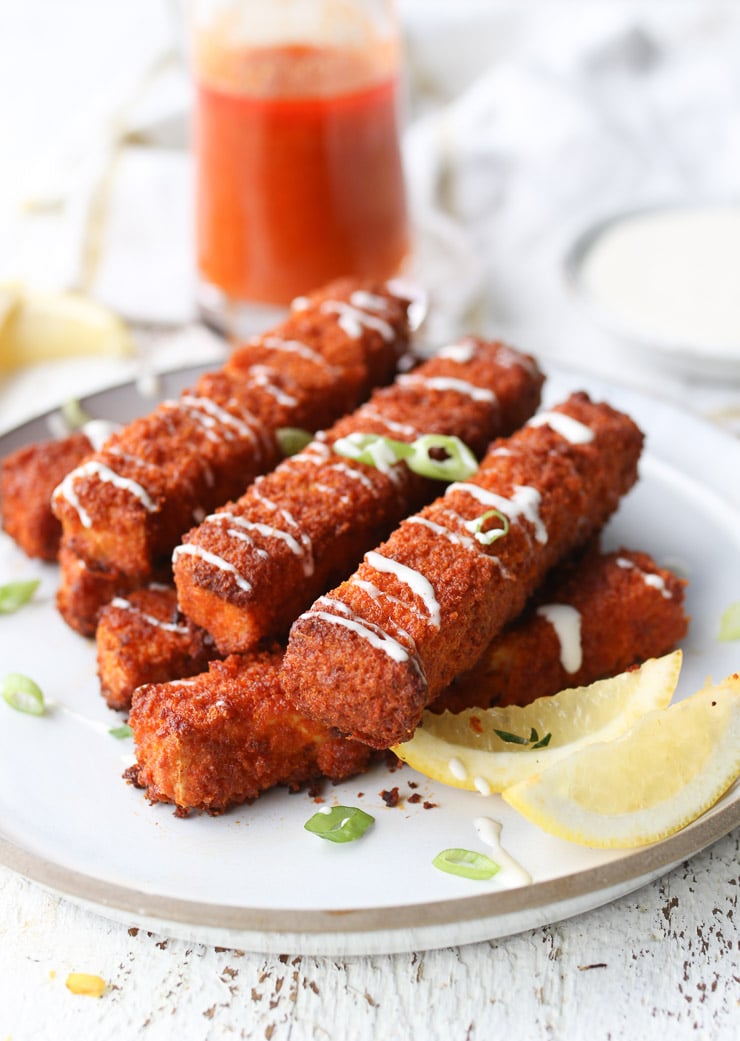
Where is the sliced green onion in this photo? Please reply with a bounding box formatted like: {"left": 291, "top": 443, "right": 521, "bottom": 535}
{"left": 276, "top": 427, "right": 313, "bottom": 457}
{"left": 333, "top": 432, "right": 413, "bottom": 470}
{"left": 718, "top": 602, "right": 740, "bottom": 642}
{"left": 532, "top": 732, "right": 552, "bottom": 749}
{"left": 304, "top": 805, "right": 374, "bottom": 843}
{"left": 465, "top": 509, "right": 510, "bottom": 546}
{"left": 0, "top": 579, "right": 40, "bottom": 614}
{"left": 61, "top": 398, "right": 93, "bottom": 431}
{"left": 2, "top": 673, "right": 45, "bottom": 716}
{"left": 333, "top": 432, "right": 478, "bottom": 482}
{"left": 432, "top": 848, "right": 500, "bottom": 881}
{"left": 109, "top": 724, "right": 133, "bottom": 739}
{"left": 407, "top": 434, "right": 478, "bottom": 481}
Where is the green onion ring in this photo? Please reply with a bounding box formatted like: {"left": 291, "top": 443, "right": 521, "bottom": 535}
{"left": 0, "top": 579, "right": 40, "bottom": 614}
{"left": 304, "top": 805, "right": 375, "bottom": 843}
{"left": 2, "top": 673, "right": 46, "bottom": 716}
{"left": 466, "top": 509, "right": 510, "bottom": 546}
{"left": 61, "top": 398, "right": 93, "bottom": 431}
{"left": 276, "top": 427, "right": 313, "bottom": 457}
{"left": 333, "top": 432, "right": 478, "bottom": 482}
{"left": 432, "top": 848, "right": 500, "bottom": 880}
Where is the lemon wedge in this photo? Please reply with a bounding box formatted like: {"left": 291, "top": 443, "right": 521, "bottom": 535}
{"left": 0, "top": 284, "right": 133, "bottom": 371}
{"left": 392, "top": 651, "right": 682, "bottom": 793}
{"left": 502, "top": 675, "right": 740, "bottom": 847}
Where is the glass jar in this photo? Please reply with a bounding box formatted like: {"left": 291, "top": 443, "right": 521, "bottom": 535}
{"left": 187, "top": 0, "right": 409, "bottom": 332}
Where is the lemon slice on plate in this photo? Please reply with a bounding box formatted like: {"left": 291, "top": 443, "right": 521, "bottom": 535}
{"left": 502, "top": 676, "right": 740, "bottom": 848}
{"left": 392, "top": 651, "right": 682, "bottom": 793}
{"left": 0, "top": 284, "right": 134, "bottom": 371}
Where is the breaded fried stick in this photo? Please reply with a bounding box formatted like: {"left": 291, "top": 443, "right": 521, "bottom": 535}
{"left": 52, "top": 278, "right": 413, "bottom": 583}
{"left": 127, "top": 649, "right": 375, "bottom": 815}
{"left": 1, "top": 432, "right": 92, "bottom": 561}
{"left": 432, "top": 546, "right": 688, "bottom": 714}
{"left": 281, "top": 394, "right": 644, "bottom": 748}
{"left": 96, "top": 586, "right": 218, "bottom": 710}
{"left": 173, "top": 338, "right": 544, "bottom": 653}
{"left": 124, "top": 546, "right": 685, "bottom": 815}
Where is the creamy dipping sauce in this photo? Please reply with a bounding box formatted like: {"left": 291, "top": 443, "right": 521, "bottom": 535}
{"left": 578, "top": 204, "right": 740, "bottom": 353}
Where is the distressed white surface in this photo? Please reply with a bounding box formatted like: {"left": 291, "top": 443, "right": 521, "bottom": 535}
{"left": 0, "top": 830, "right": 737, "bottom": 1040}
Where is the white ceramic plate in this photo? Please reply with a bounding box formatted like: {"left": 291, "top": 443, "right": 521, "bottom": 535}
{"left": 0, "top": 365, "right": 738, "bottom": 956}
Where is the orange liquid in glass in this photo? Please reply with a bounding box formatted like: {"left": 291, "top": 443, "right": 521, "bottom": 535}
{"left": 195, "top": 45, "right": 409, "bottom": 305}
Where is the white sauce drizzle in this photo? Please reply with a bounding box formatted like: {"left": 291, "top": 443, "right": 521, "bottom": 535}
{"left": 172, "top": 395, "right": 259, "bottom": 445}
{"left": 172, "top": 544, "right": 253, "bottom": 593}
{"left": 616, "top": 556, "right": 672, "bottom": 598}
{"left": 473, "top": 817, "right": 532, "bottom": 887}
{"left": 262, "top": 335, "right": 331, "bottom": 370}
{"left": 249, "top": 366, "right": 298, "bottom": 408}
{"left": 448, "top": 757, "right": 468, "bottom": 781}
{"left": 365, "top": 551, "right": 441, "bottom": 627}
{"left": 320, "top": 301, "right": 394, "bottom": 342}
{"left": 110, "top": 597, "right": 191, "bottom": 635}
{"left": 310, "top": 598, "right": 426, "bottom": 680}
{"left": 328, "top": 462, "right": 379, "bottom": 494}
{"left": 448, "top": 482, "right": 547, "bottom": 544}
{"left": 474, "top": 777, "right": 492, "bottom": 796}
{"left": 437, "top": 340, "right": 477, "bottom": 363}
{"left": 53, "top": 460, "right": 157, "bottom": 528}
{"left": 404, "top": 516, "right": 478, "bottom": 553}
{"left": 356, "top": 404, "right": 420, "bottom": 439}
{"left": 349, "top": 290, "right": 389, "bottom": 312}
{"left": 536, "top": 603, "right": 583, "bottom": 673}
{"left": 528, "top": 411, "right": 594, "bottom": 444}
{"left": 398, "top": 374, "right": 497, "bottom": 404}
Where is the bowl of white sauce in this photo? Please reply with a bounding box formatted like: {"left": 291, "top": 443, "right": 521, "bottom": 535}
{"left": 565, "top": 202, "right": 740, "bottom": 379}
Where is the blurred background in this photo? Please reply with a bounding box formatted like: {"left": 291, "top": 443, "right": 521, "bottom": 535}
{"left": 1, "top": 0, "right": 739, "bottom": 431}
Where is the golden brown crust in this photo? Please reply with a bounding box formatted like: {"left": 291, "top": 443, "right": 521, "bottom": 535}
{"left": 56, "top": 542, "right": 146, "bottom": 637}
{"left": 128, "top": 649, "right": 375, "bottom": 814}
{"left": 1, "top": 432, "right": 91, "bottom": 561}
{"left": 52, "top": 279, "right": 412, "bottom": 583}
{"left": 432, "top": 546, "right": 689, "bottom": 713}
{"left": 281, "top": 393, "right": 645, "bottom": 748}
{"left": 173, "top": 339, "right": 544, "bottom": 653}
{"left": 96, "top": 586, "right": 219, "bottom": 711}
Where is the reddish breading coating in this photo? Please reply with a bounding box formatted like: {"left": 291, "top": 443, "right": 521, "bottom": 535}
{"left": 432, "top": 546, "right": 689, "bottom": 714}
{"left": 281, "top": 393, "right": 645, "bottom": 748}
{"left": 1, "top": 432, "right": 91, "bottom": 561}
{"left": 56, "top": 542, "right": 150, "bottom": 637}
{"left": 96, "top": 586, "right": 219, "bottom": 711}
{"left": 173, "top": 338, "right": 544, "bottom": 653}
{"left": 127, "top": 648, "right": 375, "bottom": 814}
{"left": 51, "top": 279, "right": 413, "bottom": 584}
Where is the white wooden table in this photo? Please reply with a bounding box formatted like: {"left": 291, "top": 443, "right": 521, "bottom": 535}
{"left": 1, "top": 831, "right": 736, "bottom": 1039}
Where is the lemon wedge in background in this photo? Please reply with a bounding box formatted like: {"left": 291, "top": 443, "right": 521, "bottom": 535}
{"left": 502, "top": 675, "right": 740, "bottom": 848}
{"left": 392, "top": 651, "right": 682, "bottom": 793}
{"left": 0, "top": 284, "right": 134, "bottom": 371}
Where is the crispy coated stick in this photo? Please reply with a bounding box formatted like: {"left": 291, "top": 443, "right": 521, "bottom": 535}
{"left": 96, "top": 587, "right": 218, "bottom": 710}
{"left": 432, "top": 546, "right": 688, "bottom": 713}
{"left": 1, "top": 432, "right": 92, "bottom": 561}
{"left": 127, "top": 649, "right": 376, "bottom": 815}
{"left": 56, "top": 543, "right": 156, "bottom": 638}
{"left": 51, "top": 278, "right": 413, "bottom": 584}
{"left": 281, "top": 393, "right": 645, "bottom": 748}
{"left": 123, "top": 545, "right": 685, "bottom": 815}
{"left": 173, "top": 338, "right": 544, "bottom": 653}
